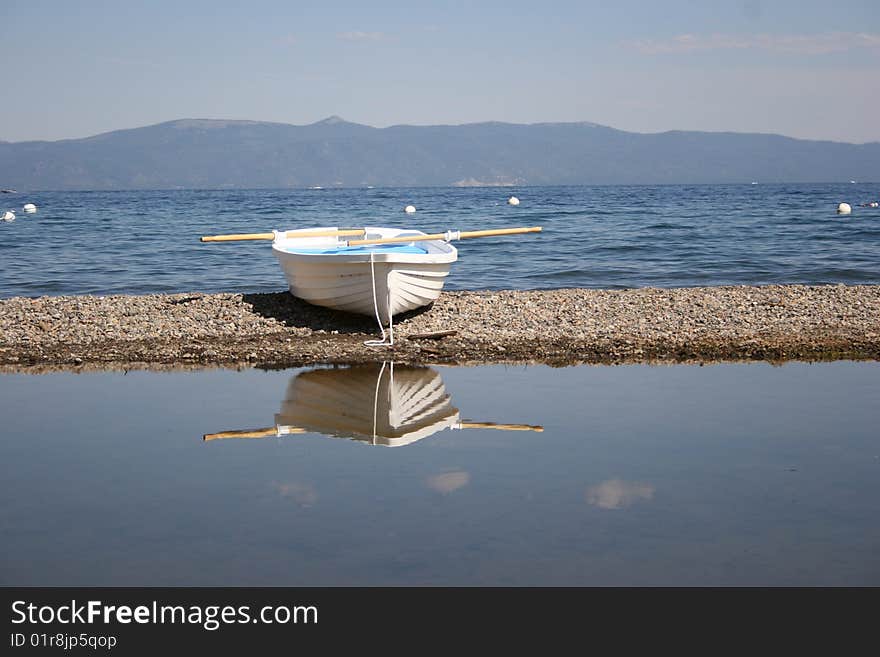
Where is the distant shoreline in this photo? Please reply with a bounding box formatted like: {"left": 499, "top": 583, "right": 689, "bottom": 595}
{"left": 4, "top": 180, "right": 880, "bottom": 194}
{"left": 1, "top": 283, "right": 878, "bottom": 372}
{"left": 3, "top": 117, "right": 878, "bottom": 191}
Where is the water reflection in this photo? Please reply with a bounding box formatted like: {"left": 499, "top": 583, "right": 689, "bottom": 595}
{"left": 204, "top": 362, "right": 543, "bottom": 447}
{"left": 586, "top": 479, "right": 656, "bottom": 510}
{"left": 3, "top": 361, "right": 879, "bottom": 585}
{"left": 425, "top": 470, "right": 471, "bottom": 494}
{"left": 273, "top": 481, "right": 318, "bottom": 507}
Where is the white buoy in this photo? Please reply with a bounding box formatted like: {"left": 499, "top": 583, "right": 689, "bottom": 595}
{"left": 507, "top": 196, "right": 520, "bottom": 206}
{"left": 2, "top": 210, "right": 15, "bottom": 222}
{"left": 837, "top": 202, "right": 852, "bottom": 215}
{"left": 404, "top": 205, "right": 416, "bottom": 214}
{"left": 870, "top": 202, "right": 879, "bottom": 208}
{"left": 23, "top": 203, "right": 36, "bottom": 213}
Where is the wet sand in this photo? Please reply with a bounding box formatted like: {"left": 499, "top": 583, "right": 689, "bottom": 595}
{"left": 1, "top": 284, "right": 878, "bottom": 372}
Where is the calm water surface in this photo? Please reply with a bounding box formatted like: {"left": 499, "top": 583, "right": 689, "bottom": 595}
{"left": 1, "top": 183, "right": 879, "bottom": 298}
{"left": 1, "top": 361, "right": 877, "bottom": 586}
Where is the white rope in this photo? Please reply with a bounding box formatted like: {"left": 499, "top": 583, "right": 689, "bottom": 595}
{"left": 364, "top": 249, "right": 394, "bottom": 347}
{"left": 444, "top": 229, "right": 461, "bottom": 242}
{"left": 371, "top": 361, "right": 388, "bottom": 444}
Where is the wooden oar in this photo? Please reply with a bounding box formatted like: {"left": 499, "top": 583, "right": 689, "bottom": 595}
{"left": 203, "top": 421, "right": 542, "bottom": 441}
{"left": 347, "top": 226, "right": 541, "bottom": 247}
{"left": 200, "top": 228, "right": 366, "bottom": 242}
{"left": 459, "top": 422, "right": 544, "bottom": 432}
{"left": 203, "top": 427, "right": 308, "bottom": 441}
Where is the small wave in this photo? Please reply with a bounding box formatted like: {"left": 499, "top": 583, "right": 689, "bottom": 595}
{"left": 642, "top": 222, "right": 694, "bottom": 230}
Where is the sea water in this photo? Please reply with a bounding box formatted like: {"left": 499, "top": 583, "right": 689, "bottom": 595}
{"left": 1, "top": 183, "right": 878, "bottom": 298}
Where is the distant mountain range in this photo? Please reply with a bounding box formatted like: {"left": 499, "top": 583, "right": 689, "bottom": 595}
{"left": 1, "top": 116, "right": 878, "bottom": 190}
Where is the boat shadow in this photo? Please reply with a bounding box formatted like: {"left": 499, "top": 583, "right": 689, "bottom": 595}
{"left": 242, "top": 291, "right": 434, "bottom": 334}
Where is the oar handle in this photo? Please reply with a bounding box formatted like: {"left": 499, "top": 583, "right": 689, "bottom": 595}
{"left": 347, "top": 226, "right": 542, "bottom": 246}
{"left": 459, "top": 421, "right": 544, "bottom": 432}
{"left": 201, "top": 228, "right": 367, "bottom": 242}
{"left": 201, "top": 233, "right": 275, "bottom": 242}
{"left": 203, "top": 427, "right": 279, "bottom": 440}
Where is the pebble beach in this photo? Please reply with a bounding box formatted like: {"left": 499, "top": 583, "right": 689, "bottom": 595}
{"left": 1, "top": 283, "right": 878, "bottom": 372}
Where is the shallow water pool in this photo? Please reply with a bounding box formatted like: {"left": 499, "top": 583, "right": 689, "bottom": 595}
{"left": 1, "top": 360, "right": 877, "bottom": 585}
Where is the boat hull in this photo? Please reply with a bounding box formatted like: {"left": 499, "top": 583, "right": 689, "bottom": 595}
{"left": 272, "top": 227, "right": 457, "bottom": 318}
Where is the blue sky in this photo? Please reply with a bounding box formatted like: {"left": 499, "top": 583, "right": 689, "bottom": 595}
{"left": 2, "top": 0, "right": 878, "bottom": 142}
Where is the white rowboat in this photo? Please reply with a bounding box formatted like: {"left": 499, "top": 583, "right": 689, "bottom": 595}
{"left": 201, "top": 224, "right": 541, "bottom": 344}
{"left": 271, "top": 226, "right": 457, "bottom": 319}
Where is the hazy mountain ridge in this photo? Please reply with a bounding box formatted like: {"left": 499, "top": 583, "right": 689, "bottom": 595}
{"left": 1, "top": 117, "right": 877, "bottom": 190}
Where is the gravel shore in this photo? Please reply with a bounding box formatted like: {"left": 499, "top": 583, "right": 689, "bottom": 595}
{"left": 1, "top": 284, "right": 878, "bottom": 372}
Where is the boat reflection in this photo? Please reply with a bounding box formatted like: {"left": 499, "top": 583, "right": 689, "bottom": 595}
{"left": 204, "top": 362, "right": 543, "bottom": 447}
